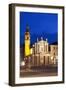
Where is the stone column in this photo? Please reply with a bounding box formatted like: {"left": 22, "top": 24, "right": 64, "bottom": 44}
{"left": 32, "top": 54, "right": 35, "bottom": 66}
{"left": 40, "top": 53, "right": 44, "bottom": 66}
{"left": 35, "top": 43, "right": 37, "bottom": 54}
{"left": 44, "top": 56, "right": 45, "bottom": 65}
{"left": 28, "top": 56, "right": 31, "bottom": 69}
{"left": 36, "top": 54, "right": 40, "bottom": 66}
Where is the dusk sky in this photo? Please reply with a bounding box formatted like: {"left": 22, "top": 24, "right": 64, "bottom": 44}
{"left": 20, "top": 12, "right": 58, "bottom": 46}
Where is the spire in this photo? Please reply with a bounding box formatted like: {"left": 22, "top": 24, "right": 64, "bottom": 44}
{"left": 37, "top": 38, "right": 39, "bottom": 42}
{"left": 41, "top": 37, "right": 43, "bottom": 40}
{"left": 26, "top": 24, "right": 30, "bottom": 32}
{"left": 33, "top": 44, "right": 34, "bottom": 47}
{"left": 46, "top": 38, "right": 48, "bottom": 42}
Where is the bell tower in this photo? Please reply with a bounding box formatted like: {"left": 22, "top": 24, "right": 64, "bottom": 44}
{"left": 25, "top": 25, "right": 30, "bottom": 56}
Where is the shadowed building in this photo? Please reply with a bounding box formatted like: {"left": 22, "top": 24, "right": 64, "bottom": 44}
{"left": 50, "top": 42, "right": 58, "bottom": 65}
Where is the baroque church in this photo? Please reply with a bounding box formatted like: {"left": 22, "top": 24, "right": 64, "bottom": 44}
{"left": 23, "top": 25, "right": 58, "bottom": 67}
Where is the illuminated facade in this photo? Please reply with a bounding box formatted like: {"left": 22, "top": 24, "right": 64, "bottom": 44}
{"left": 31, "top": 38, "right": 58, "bottom": 66}
{"left": 25, "top": 25, "right": 30, "bottom": 56}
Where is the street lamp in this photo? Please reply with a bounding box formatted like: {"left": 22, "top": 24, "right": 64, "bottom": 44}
{"left": 21, "top": 61, "right": 25, "bottom": 66}
{"left": 51, "top": 56, "right": 53, "bottom": 60}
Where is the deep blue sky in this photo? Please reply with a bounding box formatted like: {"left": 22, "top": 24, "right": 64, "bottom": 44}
{"left": 20, "top": 12, "right": 58, "bottom": 46}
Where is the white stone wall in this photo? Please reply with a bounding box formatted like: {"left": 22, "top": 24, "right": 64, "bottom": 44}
{"left": 30, "top": 38, "right": 58, "bottom": 66}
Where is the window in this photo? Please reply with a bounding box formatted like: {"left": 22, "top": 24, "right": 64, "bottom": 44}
{"left": 53, "top": 47, "right": 55, "bottom": 50}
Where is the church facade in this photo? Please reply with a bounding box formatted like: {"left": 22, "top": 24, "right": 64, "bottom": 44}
{"left": 30, "top": 38, "right": 58, "bottom": 66}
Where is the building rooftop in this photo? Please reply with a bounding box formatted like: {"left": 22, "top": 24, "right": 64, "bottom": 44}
{"left": 50, "top": 42, "right": 58, "bottom": 45}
